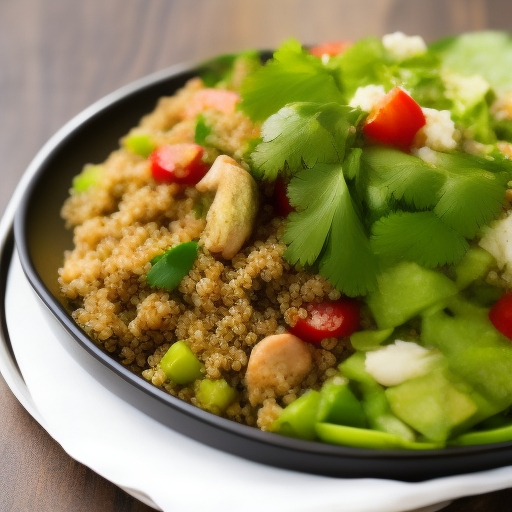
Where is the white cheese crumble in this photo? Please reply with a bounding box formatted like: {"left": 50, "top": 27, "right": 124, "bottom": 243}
{"left": 479, "top": 212, "right": 512, "bottom": 281}
{"left": 364, "top": 340, "right": 437, "bottom": 387}
{"left": 349, "top": 85, "right": 386, "bottom": 112}
{"left": 382, "top": 32, "right": 427, "bottom": 61}
{"left": 443, "top": 73, "right": 490, "bottom": 106}
{"left": 415, "top": 108, "right": 458, "bottom": 151}
{"left": 412, "top": 146, "right": 438, "bottom": 166}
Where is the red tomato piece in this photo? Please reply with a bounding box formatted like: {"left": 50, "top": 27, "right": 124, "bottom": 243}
{"left": 273, "top": 177, "right": 295, "bottom": 216}
{"left": 183, "top": 89, "right": 240, "bottom": 119}
{"left": 290, "top": 299, "right": 360, "bottom": 345}
{"left": 363, "top": 87, "right": 426, "bottom": 149}
{"left": 150, "top": 144, "right": 209, "bottom": 185}
{"left": 489, "top": 294, "right": 512, "bottom": 339}
{"left": 310, "top": 40, "right": 353, "bottom": 57}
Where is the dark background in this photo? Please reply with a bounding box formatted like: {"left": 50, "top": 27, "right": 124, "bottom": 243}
{"left": 2, "top": 0, "right": 512, "bottom": 510}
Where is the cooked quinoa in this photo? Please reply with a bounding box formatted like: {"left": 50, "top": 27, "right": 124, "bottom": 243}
{"left": 59, "top": 77, "right": 354, "bottom": 430}
{"left": 60, "top": 33, "right": 512, "bottom": 448}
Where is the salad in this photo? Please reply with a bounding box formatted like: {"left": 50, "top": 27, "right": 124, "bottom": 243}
{"left": 60, "top": 31, "right": 512, "bottom": 450}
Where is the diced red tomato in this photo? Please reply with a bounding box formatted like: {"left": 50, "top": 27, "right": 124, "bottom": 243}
{"left": 363, "top": 87, "right": 426, "bottom": 149}
{"left": 489, "top": 294, "right": 512, "bottom": 339}
{"left": 289, "top": 299, "right": 360, "bottom": 345}
{"left": 183, "top": 89, "right": 240, "bottom": 119}
{"left": 310, "top": 40, "right": 353, "bottom": 58}
{"left": 150, "top": 144, "right": 209, "bottom": 185}
{"left": 273, "top": 177, "right": 295, "bottom": 216}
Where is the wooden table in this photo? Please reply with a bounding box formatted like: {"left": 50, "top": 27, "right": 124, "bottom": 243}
{"left": 2, "top": 0, "right": 512, "bottom": 509}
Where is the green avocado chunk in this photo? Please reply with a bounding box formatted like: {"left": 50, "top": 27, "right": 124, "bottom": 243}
{"left": 422, "top": 296, "right": 512, "bottom": 410}
{"left": 159, "top": 340, "right": 204, "bottom": 385}
{"left": 452, "top": 246, "right": 495, "bottom": 290}
{"left": 366, "top": 261, "right": 458, "bottom": 329}
{"left": 385, "top": 366, "right": 479, "bottom": 441}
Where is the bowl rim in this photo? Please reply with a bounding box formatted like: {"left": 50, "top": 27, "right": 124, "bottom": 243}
{"left": 13, "top": 59, "right": 512, "bottom": 468}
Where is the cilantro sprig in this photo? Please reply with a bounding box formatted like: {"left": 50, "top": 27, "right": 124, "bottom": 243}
{"left": 284, "top": 163, "right": 378, "bottom": 296}
{"left": 251, "top": 103, "right": 364, "bottom": 180}
{"left": 237, "top": 36, "right": 512, "bottom": 297}
{"left": 240, "top": 39, "right": 343, "bottom": 121}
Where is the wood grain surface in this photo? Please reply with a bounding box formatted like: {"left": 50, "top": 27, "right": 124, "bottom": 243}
{"left": 2, "top": 0, "right": 512, "bottom": 510}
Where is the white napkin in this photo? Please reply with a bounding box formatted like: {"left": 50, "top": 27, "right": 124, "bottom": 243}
{"left": 6, "top": 250, "right": 512, "bottom": 512}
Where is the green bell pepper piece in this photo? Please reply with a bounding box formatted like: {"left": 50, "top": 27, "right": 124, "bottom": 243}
{"left": 124, "top": 133, "right": 156, "bottom": 158}
{"left": 350, "top": 328, "right": 394, "bottom": 352}
{"left": 316, "top": 423, "right": 442, "bottom": 450}
{"left": 160, "top": 340, "right": 204, "bottom": 385}
{"left": 271, "top": 390, "right": 321, "bottom": 440}
{"left": 195, "top": 379, "right": 236, "bottom": 414}
{"left": 317, "top": 380, "right": 367, "bottom": 428}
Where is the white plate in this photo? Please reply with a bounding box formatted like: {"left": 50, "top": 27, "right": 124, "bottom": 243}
{"left": 2, "top": 67, "right": 511, "bottom": 512}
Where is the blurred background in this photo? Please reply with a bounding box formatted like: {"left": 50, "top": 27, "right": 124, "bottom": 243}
{"left": 2, "top": 0, "right": 512, "bottom": 510}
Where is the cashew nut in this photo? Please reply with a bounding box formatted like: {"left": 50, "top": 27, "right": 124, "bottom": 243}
{"left": 245, "top": 333, "right": 313, "bottom": 406}
{"left": 196, "top": 155, "right": 259, "bottom": 259}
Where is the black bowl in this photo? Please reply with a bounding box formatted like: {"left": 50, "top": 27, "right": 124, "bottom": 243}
{"left": 14, "top": 61, "right": 512, "bottom": 482}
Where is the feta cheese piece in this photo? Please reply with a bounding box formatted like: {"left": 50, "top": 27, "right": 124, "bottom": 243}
{"left": 382, "top": 32, "right": 427, "bottom": 61}
{"left": 364, "top": 340, "right": 437, "bottom": 387}
{"left": 444, "top": 73, "right": 490, "bottom": 107}
{"left": 412, "top": 146, "right": 438, "bottom": 166}
{"left": 479, "top": 212, "right": 512, "bottom": 280}
{"left": 416, "top": 108, "right": 458, "bottom": 151}
{"left": 349, "top": 85, "right": 386, "bottom": 112}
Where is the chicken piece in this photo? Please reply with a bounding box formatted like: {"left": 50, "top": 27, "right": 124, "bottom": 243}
{"left": 196, "top": 155, "right": 258, "bottom": 259}
{"left": 245, "top": 333, "right": 313, "bottom": 406}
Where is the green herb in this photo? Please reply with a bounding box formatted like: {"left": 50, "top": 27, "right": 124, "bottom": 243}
{"left": 72, "top": 164, "right": 103, "bottom": 193}
{"left": 147, "top": 242, "right": 199, "bottom": 291}
{"left": 283, "top": 162, "right": 378, "bottom": 296}
{"left": 240, "top": 39, "right": 343, "bottom": 121}
{"left": 194, "top": 114, "right": 212, "bottom": 146}
{"left": 371, "top": 211, "right": 469, "bottom": 268}
{"left": 361, "top": 148, "right": 510, "bottom": 240}
{"left": 361, "top": 147, "right": 443, "bottom": 210}
{"left": 431, "top": 31, "right": 512, "bottom": 90}
{"left": 251, "top": 102, "right": 364, "bottom": 181}
{"left": 331, "top": 37, "right": 395, "bottom": 98}
{"left": 433, "top": 152, "right": 509, "bottom": 238}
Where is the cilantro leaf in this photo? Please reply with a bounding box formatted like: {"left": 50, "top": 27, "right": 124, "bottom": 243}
{"left": 240, "top": 39, "right": 343, "bottom": 121}
{"left": 251, "top": 102, "right": 364, "bottom": 181}
{"left": 283, "top": 162, "right": 378, "bottom": 296}
{"left": 433, "top": 153, "right": 508, "bottom": 238}
{"left": 361, "top": 147, "right": 444, "bottom": 210}
{"left": 371, "top": 211, "right": 469, "bottom": 268}
{"left": 330, "top": 37, "right": 395, "bottom": 98}
{"left": 194, "top": 114, "right": 212, "bottom": 146}
{"left": 147, "top": 242, "right": 199, "bottom": 291}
